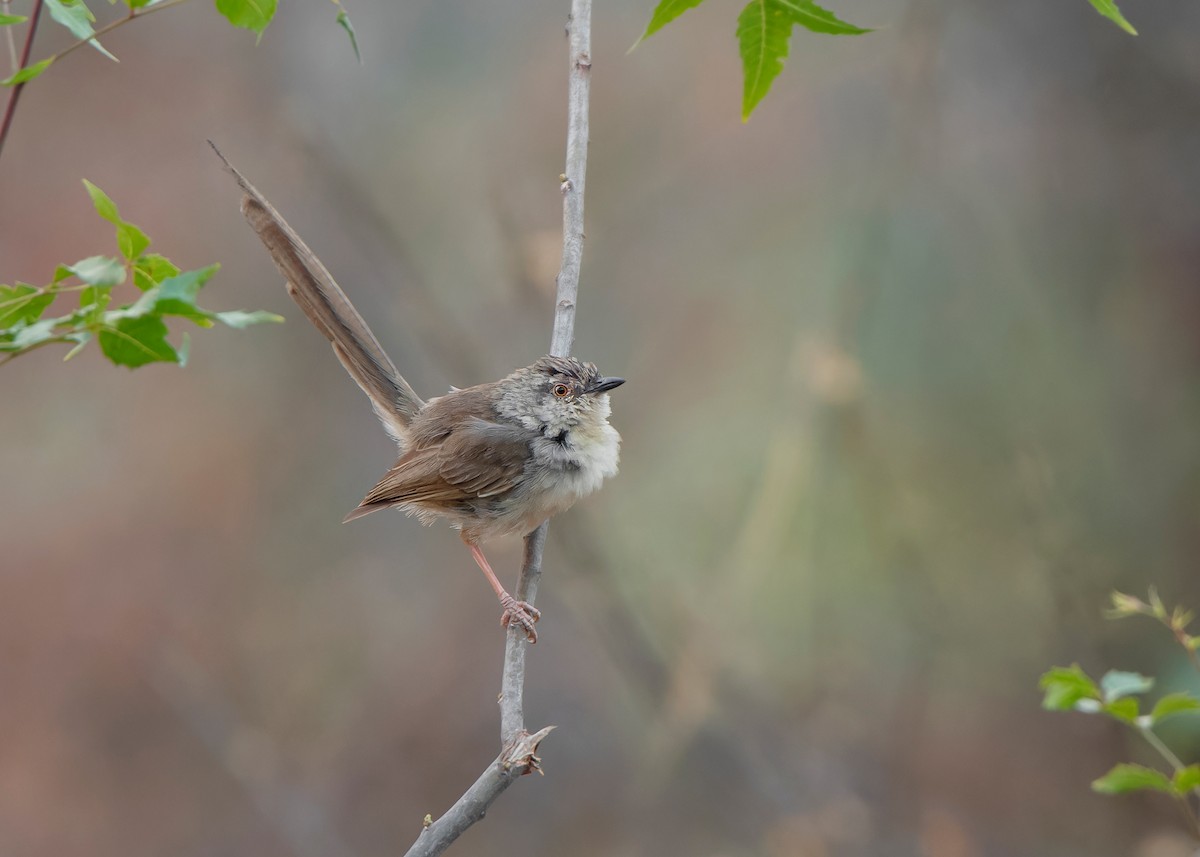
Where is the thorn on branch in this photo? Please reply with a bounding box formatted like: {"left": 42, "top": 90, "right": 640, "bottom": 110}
{"left": 575, "top": 52, "right": 591, "bottom": 71}
{"left": 501, "top": 726, "right": 556, "bottom": 776}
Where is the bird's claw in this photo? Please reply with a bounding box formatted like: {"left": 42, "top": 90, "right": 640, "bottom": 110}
{"left": 500, "top": 594, "right": 541, "bottom": 643}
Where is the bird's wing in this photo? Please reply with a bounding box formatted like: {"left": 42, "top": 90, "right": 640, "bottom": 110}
{"left": 345, "top": 418, "right": 530, "bottom": 520}
{"left": 209, "top": 141, "right": 425, "bottom": 444}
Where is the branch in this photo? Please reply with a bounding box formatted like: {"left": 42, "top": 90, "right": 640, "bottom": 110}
{"left": 0, "top": 0, "right": 44, "bottom": 159}
{"left": 0, "top": 0, "right": 189, "bottom": 160}
{"left": 403, "top": 1, "right": 593, "bottom": 854}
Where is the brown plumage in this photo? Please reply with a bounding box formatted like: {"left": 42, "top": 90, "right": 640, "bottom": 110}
{"left": 211, "top": 143, "right": 624, "bottom": 642}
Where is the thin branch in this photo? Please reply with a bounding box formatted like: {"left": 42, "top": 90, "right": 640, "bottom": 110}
{"left": 0, "top": 0, "right": 44, "bottom": 159}
{"left": 402, "top": 1, "right": 593, "bottom": 854}
{"left": 0, "top": 0, "right": 188, "bottom": 159}
{"left": 51, "top": 0, "right": 188, "bottom": 64}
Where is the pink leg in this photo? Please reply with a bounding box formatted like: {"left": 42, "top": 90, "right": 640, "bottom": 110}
{"left": 464, "top": 538, "right": 541, "bottom": 643}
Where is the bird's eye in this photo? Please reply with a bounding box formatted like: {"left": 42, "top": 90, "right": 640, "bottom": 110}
{"left": 552, "top": 383, "right": 570, "bottom": 398}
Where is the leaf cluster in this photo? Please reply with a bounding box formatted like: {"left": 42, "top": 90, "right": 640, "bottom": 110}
{"left": 1040, "top": 590, "right": 1200, "bottom": 839}
{"left": 635, "top": 0, "right": 1137, "bottom": 121}
{"left": 1, "top": 0, "right": 357, "bottom": 88}
{"left": 0, "top": 181, "right": 282, "bottom": 368}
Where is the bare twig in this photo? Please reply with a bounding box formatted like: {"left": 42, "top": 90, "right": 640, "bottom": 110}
{"left": 403, "top": 2, "right": 593, "bottom": 855}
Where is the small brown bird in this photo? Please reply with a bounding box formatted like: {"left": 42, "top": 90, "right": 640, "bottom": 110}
{"left": 211, "top": 143, "right": 623, "bottom": 642}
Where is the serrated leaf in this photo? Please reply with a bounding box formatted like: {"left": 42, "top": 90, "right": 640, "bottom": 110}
{"left": 0, "top": 284, "right": 54, "bottom": 327}
{"left": 213, "top": 309, "right": 284, "bottom": 328}
{"left": 98, "top": 315, "right": 178, "bottom": 367}
{"left": 0, "top": 13, "right": 28, "bottom": 24}
{"left": 1102, "top": 697, "right": 1139, "bottom": 723}
{"left": 1088, "top": 0, "right": 1136, "bottom": 35}
{"left": 1174, "top": 765, "right": 1200, "bottom": 794}
{"left": 82, "top": 179, "right": 120, "bottom": 223}
{"left": 1092, "top": 763, "right": 1172, "bottom": 795}
{"left": 638, "top": 0, "right": 706, "bottom": 42}
{"left": 4, "top": 318, "right": 59, "bottom": 350}
{"left": 67, "top": 255, "right": 125, "bottom": 288}
{"left": 335, "top": 9, "right": 361, "bottom": 63}
{"left": 44, "top": 0, "right": 118, "bottom": 61}
{"left": 1101, "top": 670, "right": 1155, "bottom": 702}
{"left": 116, "top": 223, "right": 150, "bottom": 261}
{"left": 1040, "top": 664, "right": 1101, "bottom": 711}
{"left": 132, "top": 253, "right": 179, "bottom": 290}
{"left": 2, "top": 57, "right": 53, "bottom": 85}
{"left": 82, "top": 180, "right": 151, "bottom": 260}
{"left": 777, "top": 0, "right": 869, "bottom": 35}
{"left": 1149, "top": 693, "right": 1200, "bottom": 725}
{"left": 158, "top": 265, "right": 220, "bottom": 304}
{"left": 737, "top": 0, "right": 792, "bottom": 121}
{"left": 215, "top": 0, "right": 276, "bottom": 36}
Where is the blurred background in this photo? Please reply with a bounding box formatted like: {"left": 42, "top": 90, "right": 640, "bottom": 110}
{"left": 3, "top": 0, "right": 1200, "bottom": 854}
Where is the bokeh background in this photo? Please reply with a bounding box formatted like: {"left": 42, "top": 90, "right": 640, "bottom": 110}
{"left": 3, "top": 0, "right": 1200, "bottom": 854}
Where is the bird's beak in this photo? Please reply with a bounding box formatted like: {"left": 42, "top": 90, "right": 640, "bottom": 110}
{"left": 587, "top": 376, "right": 625, "bottom": 394}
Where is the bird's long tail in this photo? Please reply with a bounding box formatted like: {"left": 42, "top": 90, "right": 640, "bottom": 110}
{"left": 209, "top": 140, "right": 424, "bottom": 442}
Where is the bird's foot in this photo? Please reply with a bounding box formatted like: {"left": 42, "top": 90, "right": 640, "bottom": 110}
{"left": 499, "top": 594, "right": 541, "bottom": 643}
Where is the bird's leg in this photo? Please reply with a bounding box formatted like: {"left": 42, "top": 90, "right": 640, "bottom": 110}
{"left": 464, "top": 537, "right": 541, "bottom": 643}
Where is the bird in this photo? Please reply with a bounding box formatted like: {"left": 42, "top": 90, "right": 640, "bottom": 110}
{"left": 210, "top": 142, "right": 623, "bottom": 642}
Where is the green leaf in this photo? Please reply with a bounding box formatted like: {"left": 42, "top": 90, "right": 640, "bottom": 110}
{"left": 737, "top": 0, "right": 792, "bottom": 121}
{"left": 214, "top": 0, "right": 276, "bottom": 37}
{"left": 336, "top": 9, "right": 361, "bottom": 63}
{"left": 1174, "top": 765, "right": 1200, "bottom": 794}
{"left": 82, "top": 180, "right": 151, "bottom": 260}
{"left": 116, "top": 223, "right": 150, "bottom": 262}
{"left": 0, "top": 13, "right": 28, "bottom": 24}
{"left": 67, "top": 255, "right": 125, "bottom": 288}
{"left": 132, "top": 253, "right": 180, "bottom": 290}
{"left": 0, "top": 284, "right": 54, "bottom": 327}
{"left": 1149, "top": 693, "right": 1200, "bottom": 725}
{"left": 1088, "top": 0, "right": 1137, "bottom": 35}
{"left": 98, "top": 315, "right": 178, "bottom": 367}
{"left": 1102, "top": 697, "right": 1139, "bottom": 723}
{"left": 212, "top": 309, "right": 284, "bottom": 328}
{"left": 1039, "top": 664, "right": 1101, "bottom": 711}
{"left": 82, "top": 178, "right": 120, "bottom": 223}
{"left": 1092, "top": 763, "right": 1172, "bottom": 795}
{"left": 2, "top": 57, "right": 53, "bottom": 85}
{"left": 638, "top": 0, "right": 706, "bottom": 42}
{"left": 78, "top": 285, "right": 112, "bottom": 324}
{"left": 2, "top": 318, "right": 59, "bottom": 351}
{"left": 777, "top": 0, "right": 869, "bottom": 35}
{"left": 158, "top": 265, "right": 220, "bottom": 304}
{"left": 44, "top": 0, "right": 118, "bottom": 61}
{"left": 1101, "top": 670, "right": 1155, "bottom": 702}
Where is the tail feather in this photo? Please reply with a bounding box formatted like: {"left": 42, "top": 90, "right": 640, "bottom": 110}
{"left": 209, "top": 140, "right": 424, "bottom": 442}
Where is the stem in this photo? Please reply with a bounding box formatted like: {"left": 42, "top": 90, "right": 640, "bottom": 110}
{"left": 0, "top": 0, "right": 188, "bottom": 159}
{"left": 403, "top": 1, "right": 594, "bottom": 854}
{"left": 1, "top": 0, "right": 17, "bottom": 74}
{"left": 0, "top": 0, "right": 44, "bottom": 159}
{"left": 51, "top": 0, "right": 188, "bottom": 65}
